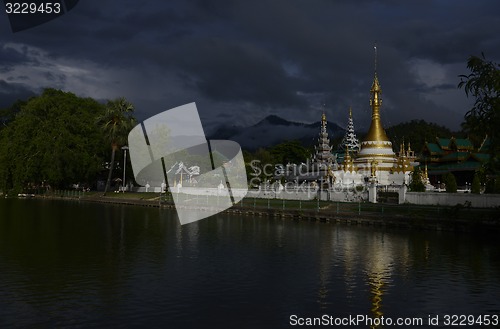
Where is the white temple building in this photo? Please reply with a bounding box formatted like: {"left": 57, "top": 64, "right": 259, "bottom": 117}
{"left": 282, "top": 48, "right": 418, "bottom": 189}
{"left": 332, "top": 49, "right": 417, "bottom": 188}
{"left": 285, "top": 48, "right": 419, "bottom": 189}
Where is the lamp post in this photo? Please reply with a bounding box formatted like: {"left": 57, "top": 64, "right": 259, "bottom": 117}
{"left": 121, "top": 146, "right": 129, "bottom": 193}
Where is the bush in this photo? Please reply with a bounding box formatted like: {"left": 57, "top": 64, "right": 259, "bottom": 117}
{"left": 443, "top": 173, "right": 457, "bottom": 193}
{"left": 471, "top": 173, "right": 481, "bottom": 194}
{"left": 409, "top": 167, "right": 426, "bottom": 192}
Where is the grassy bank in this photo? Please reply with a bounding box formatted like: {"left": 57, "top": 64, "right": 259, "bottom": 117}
{"left": 26, "top": 190, "right": 500, "bottom": 232}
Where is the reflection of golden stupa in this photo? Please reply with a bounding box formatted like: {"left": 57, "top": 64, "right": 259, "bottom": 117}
{"left": 368, "top": 271, "right": 386, "bottom": 329}
{"left": 365, "top": 236, "right": 392, "bottom": 329}
{"left": 355, "top": 46, "right": 396, "bottom": 172}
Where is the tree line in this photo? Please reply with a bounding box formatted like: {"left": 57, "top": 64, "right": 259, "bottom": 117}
{"left": 0, "top": 54, "right": 498, "bottom": 195}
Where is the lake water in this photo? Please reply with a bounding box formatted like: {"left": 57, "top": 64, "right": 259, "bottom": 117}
{"left": 0, "top": 198, "right": 499, "bottom": 328}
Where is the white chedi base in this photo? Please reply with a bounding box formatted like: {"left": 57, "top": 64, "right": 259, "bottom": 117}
{"left": 332, "top": 169, "right": 410, "bottom": 187}
{"left": 358, "top": 144, "right": 395, "bottom": 156}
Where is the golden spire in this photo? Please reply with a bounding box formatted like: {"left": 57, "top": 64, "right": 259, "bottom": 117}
{"left": 371, "top": 43, "right": 382, "bottom": 97}
{"left": 321, "top": 102, "right": 327, "bottom": 124}
{"left": 349, "top": 106, "right": 352, "bottom": 118}
{"left": 344, "top": 145, "right": 353, "bottom": 172}
{"left": 364, "top": 44, "right": 390, "bottom": 143}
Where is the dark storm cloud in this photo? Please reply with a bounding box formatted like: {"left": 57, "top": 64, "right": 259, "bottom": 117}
{"left": 0, "top": 80, "right": 35, "bottom": 108}
{"left": 0, "top": 43, "right": 40, "bottom": 67}
{"left": 163, "top": 37, "right": 306, "bottom": 108}
{"left": 391, "top": 17, "right": 500, "bottom": 64}
{"left": 0, "top": 0, "right": 499, "bottom": 130}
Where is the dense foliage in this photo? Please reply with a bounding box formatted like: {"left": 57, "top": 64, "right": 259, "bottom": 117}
{"left": 244, "top": 140, "right": 313, "bottom": 185}
{"left": 443, "top": 173, "right": 458, "bottom": 193}
{"left": 409, "top": 167, "right": 426, "bottom": 192}
{"left": 0, "top": 99, "right": 26, "bottom": 128}
{"left": 269, "top": 140, "right": 311, "bottom": 165}
{"left": 459, "top": 54, "right": 500, "bottom": 174}
{"left": 385, "top": 120, "right": 456, "bottom": 153}
{"left": 0, "top": 89, "right": 136, "bottom": 194}
{"left": 471, "top": 173, "right": 481, "bottom": 194}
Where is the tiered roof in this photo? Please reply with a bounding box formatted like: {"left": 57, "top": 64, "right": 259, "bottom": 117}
{"left": 339, "top": 107, "right": 361, "bottom": 153}
{"left": 421, "top": 136, "right": 490, "bottom": 174}
{"left": 312, "top": 112, "right": 335, "bottom": 164}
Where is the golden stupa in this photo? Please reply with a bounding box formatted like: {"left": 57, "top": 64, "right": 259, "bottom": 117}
{"left": 355, "top": 46, "right": 396, "bottom": 172}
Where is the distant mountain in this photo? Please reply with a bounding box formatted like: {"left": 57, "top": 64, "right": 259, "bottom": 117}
{"left": 208, "top": 114, "right": 345, "bottom": 150}
{"left": 207, "top": 116, "right": 462, "bottom": 153}
{"left": 208, "top": 124, "right": 242, "bottom": 140}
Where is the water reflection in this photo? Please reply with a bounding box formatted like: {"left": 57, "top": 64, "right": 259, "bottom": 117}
{"left": 0, "top": 199, "right": 499, "bottom": 328}
{"left": 316, "top": 227, "right": 334, "bottom": 310}
{"left": 363, "top": 234, "right": 397, "bottom": 328}
{"left": 313, "top": 227, "right": 400, "bottom": 327}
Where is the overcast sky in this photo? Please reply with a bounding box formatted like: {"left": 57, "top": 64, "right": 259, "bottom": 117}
{"left": 1, "top": 0, "right": 499, "bottom": 133}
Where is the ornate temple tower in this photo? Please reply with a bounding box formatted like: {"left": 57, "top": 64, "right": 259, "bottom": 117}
{"left": 355, "top": 46, "right": 396, "bottom": 176}
{"left": 312, "top": 112, "right": 335, "bottom": 165}
{"left": 340, "top": 107, "right": 361, "bottom": 153}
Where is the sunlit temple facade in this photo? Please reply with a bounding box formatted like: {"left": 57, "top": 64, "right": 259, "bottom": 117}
{"left": 302, "top": 50, "right": 418, "bottom": 188}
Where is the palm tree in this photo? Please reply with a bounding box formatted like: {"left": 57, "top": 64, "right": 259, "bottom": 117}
{"left": 97, "top": 97, "right": 136, "bottom": 196}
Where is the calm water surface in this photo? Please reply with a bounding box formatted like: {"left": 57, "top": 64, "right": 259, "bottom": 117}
{"left": 0, "top": 198, "right": 499, "bottom": 328}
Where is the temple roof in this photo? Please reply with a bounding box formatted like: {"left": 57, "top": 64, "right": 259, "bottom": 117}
{"left": 427, "top": 161, "right": 483, "bottom": 174}
{"left": 440, "top": 151, "right": 470, "bottom": 162}
{"left": 421, "top": 135, "right": 490, "bottom": 176}
{"left": 424, "top": 142, "right": 443, "bottom": 154}
{"left": 471, "top": 152, "right": 490, "bottom": 162}
{"left": 436, "top": 138, "right": 451, "bottom": 150}
{"left": 451, "top": 138, "right": 473, "bottom": 150}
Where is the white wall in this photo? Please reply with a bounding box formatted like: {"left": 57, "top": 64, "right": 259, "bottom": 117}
{"left": 405, "top": 192, "right": 500, "bottom": 208}
{"left": 246, "top": 189, "right": 316, "bottom": 200}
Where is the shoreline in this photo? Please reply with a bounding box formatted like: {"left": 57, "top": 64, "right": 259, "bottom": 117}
{"left": 24, "top": 192, "right": 500, "bottom": 233}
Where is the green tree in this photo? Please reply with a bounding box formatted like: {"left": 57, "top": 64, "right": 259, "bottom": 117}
{"left": 443, "top": 173, "right": 458, "bottom": 193}
{"left": 269, "top": 140, "right": 310, "bottom": 165}
{"left": 460, "top": 115, "right": 486, "bottom": 149}
{"left": 0, "top": 99, "right": 27, "bottom": 129}
{"left": 0, "top": 89, "right": 106, "bottom": 193}
{"left": 471, "top": 173, "right": 481, "bottom": 194}
{"left": 409, "top": 167, "right": 426, "bottom": 192}
{"left": 97, "top": 98, "right": 136, "bottom": 195}
{"left": 244, "top": 148, "right": 275, "bottom": 187}
{"left": 493, "top": 177, "right": 500, "bottom": 194}
{"left": 385, "top": 119, "right": 456, "bottom": 153}
{"left": 459, "top": 54, "right": 500, "bottom": 173}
